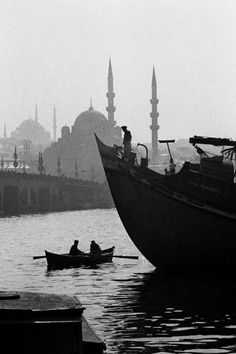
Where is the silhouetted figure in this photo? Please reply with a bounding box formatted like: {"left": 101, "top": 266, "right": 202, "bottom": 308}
{"left": 69, "top": 240, "right": 83, "bottom": 255}
{"left": 90, "top": 240, "right": 102, "bottom": 254}
{"left": 121, "top": 126, "right": 132, "bottom": 158}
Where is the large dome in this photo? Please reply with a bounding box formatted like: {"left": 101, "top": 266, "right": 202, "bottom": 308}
{"left": 73, "top": 105, "right": 107, "bottom": 130}
{"left": 11, "top": 119, "right": 51, "bottom": 145}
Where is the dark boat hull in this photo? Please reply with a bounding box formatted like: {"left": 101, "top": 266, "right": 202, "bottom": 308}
{"left": 45, "top": 248, "right": 114, "bottom": 270}
{"left": 95, "top": 135, "right": 236, "bottom": 274}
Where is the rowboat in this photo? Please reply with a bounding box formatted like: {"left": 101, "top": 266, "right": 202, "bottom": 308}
{"left": 45, "top": 247, "right": 115, "bottom": 270}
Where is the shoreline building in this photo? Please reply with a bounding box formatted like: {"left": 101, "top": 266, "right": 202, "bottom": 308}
{"left": 43, "top": 60, "right": 122, "bottom": 182}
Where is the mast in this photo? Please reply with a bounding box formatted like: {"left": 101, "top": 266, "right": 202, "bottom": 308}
{"left": 189, "top": 136, "right": 236, "bottom": 147}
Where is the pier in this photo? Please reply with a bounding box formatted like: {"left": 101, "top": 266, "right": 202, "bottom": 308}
{"left": 0, "top": 291, "right": 105, "bottom": 354}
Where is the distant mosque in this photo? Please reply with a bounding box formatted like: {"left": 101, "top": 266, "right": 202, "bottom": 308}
{"left": 0, "top": 60, "right": 160, "bottom": 175}
{"left": 11, "top": 105, "right": 51, "bottom": 146}
{"left": 0, "top": 105, "right": 51, "bottom": 163}
{"left": 43, "top": 59, "right": 122, "bottom": 182}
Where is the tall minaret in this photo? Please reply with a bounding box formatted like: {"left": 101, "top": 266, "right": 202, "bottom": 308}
{"left": 3, "top": 122, "right": 7, "bottom": 138}
{"left": 106, "top": 58, "right": 116, "bottom": 127}
{"left": 35, "top": 104, "right": 39, "bottom": 122}
{"left": 150, "top": 66, "right": 159, "bottom": 164}
{"left": 53, "top": 106, "right": 57, "bottom": 142}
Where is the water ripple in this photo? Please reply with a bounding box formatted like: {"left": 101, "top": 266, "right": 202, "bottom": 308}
{"left": 2, "top": 209, "right": 236, "bottom": 353}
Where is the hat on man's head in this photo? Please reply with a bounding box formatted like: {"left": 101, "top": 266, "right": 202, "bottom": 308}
{"left": 121, "top": 126, "right": 127, "bottom": 130}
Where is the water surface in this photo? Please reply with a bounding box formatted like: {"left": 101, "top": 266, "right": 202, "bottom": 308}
{"left": 1, "top": 209, "right": 236, "bottom": 353}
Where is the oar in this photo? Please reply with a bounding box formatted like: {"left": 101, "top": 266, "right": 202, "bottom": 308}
{"left": 33, "top": 254, "right": 139, "bottom": 260}
{"left": 33, "top": 255, "right": 46, "bottom": 260}
{"left": 113, "top": 255, "right": 139, "bottom": 260}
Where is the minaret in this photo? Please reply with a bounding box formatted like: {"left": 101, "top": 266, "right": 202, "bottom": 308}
{"left": 53, "top": 106, "right": 57, "bottom": 142}
{"left": 89, "top": 98, "right": 94, "bottom": 111}
{"left": 3, "top": 122, "right": 7, "bottom": 138}
{"left": 75, "top": 161, "right": 79, "bottom": 179}
{"left": 35, "top": 104, "right": 39, "bottom": 122}
{"left": 57, "top": 155, "right": 62, "bottom": 176}
{"left": 150, "top": 66, "right": 159, "bottom": 164}
{"left": 106, "top": 58, "right": 116, "bottom": 127}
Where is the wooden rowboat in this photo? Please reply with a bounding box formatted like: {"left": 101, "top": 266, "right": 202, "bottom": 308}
{"left": 45, "top": 247, "right": 115, "bottom": 270}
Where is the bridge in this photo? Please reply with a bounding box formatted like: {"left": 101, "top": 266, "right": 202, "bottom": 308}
{"left": 0, "top": 171, "right": 113, "bottom": 216}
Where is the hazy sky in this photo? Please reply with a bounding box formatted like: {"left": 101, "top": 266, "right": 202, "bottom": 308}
{"left": 1, "top": 0, "right": 236, "bottom": 143}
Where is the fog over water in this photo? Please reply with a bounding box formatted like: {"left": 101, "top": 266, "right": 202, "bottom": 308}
{"left": 1, "top": 0, "right": 236, "bottom": 142}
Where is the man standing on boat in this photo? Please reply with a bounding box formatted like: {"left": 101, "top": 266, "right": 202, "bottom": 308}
{"left": 69, "top": 240, "right": 84, "bottom": 255}
{"left": 121, "top": 126, "right": 132, "bottom": 159}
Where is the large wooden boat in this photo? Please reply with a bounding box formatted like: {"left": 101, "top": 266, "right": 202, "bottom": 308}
{"left": 45, "top": 247, "right": 115, "bottom": 270}
{"left": 95, "top": 134, "right": 236, "bottom": 274}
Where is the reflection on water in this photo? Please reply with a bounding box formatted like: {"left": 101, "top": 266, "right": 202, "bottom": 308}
{"left": 1, "top": 210, "right": 236, "bottom": 353}
{"left": 104, "top": 272, "right": 236, "bottom": 353}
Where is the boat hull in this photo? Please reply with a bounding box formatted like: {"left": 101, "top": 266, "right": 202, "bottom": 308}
{"left": 45, "top": 248, "right": 114, "bottom": 270}
{"left": 95, "top": 135, "right": 236, "bottom": 274}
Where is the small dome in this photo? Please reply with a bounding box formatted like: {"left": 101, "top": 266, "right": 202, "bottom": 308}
{"left": 73, "top": 105, "right": 107, "bottom": 130}
{"left": 61, "top": 125, "right": 70, "bottom": 138}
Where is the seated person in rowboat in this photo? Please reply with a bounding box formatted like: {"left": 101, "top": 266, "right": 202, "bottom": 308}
{"left": 90, "top": 240, "right": 102, "bottom": 254}
{"left": 69, "top": 240, "right": 84, "bottom": 256}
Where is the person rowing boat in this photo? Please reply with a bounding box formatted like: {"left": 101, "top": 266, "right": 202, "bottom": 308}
{"left": 45, "top": 247, "right": 115, "bottom": 270}
{"left": 69, "top": 240, "right": 84, "bottom": 256}
{"left": 90, "top": 240, "right": 102, "bottom": 254}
